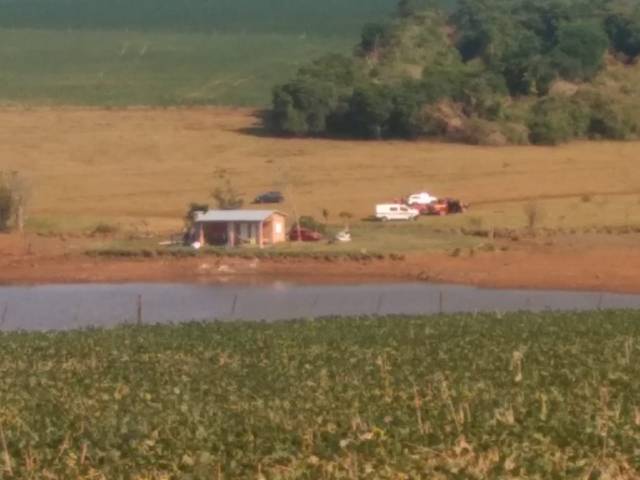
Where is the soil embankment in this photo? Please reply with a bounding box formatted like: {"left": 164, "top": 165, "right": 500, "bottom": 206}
{"left": 1, "top": 234, "right": 639, "bottom": 293}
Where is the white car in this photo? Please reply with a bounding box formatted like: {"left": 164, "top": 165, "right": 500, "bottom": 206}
{"left": 407, "top": 192, "right": 437, "bottom": 205}
{"left": 376, "top": 204, "right": 420, "bottom": 221}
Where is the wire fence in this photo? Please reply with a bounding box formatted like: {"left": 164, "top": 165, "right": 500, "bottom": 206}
{"left": 1, "top": 283, "right": 639, "bottom": 331}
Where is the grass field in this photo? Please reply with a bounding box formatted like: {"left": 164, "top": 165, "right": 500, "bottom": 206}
{"left": 3, "top": 108, "right": 640, "bottom": 243}
{"left": 1, "top": 312, "right": 639, "bottom": 478}
{"left": 0, "top": 29, "right": 355, "bottom": 106}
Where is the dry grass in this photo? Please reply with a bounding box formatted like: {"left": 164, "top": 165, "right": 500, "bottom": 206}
{"left": 2, "top": 107, "right": 640, "bottom": 233}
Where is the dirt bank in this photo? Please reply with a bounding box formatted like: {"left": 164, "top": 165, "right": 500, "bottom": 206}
{"left": 1, "top": 233, "right": 639, "bottom": 293}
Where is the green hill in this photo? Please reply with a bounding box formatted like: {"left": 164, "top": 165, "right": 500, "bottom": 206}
{"left": 270, "top": 0, "right": 640, "bottom": 144}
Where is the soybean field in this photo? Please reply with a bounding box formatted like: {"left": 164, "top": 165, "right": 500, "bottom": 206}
{"left": 1, "top": 312, "right": 639, "bottom": 478}
{"left": 0, "top": 0, "right": 399, "bottom": 106}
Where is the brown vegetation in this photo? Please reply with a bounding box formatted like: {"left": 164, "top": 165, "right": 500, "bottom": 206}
{"left": 2, "top": 107, "right": 640, "bottom": 232}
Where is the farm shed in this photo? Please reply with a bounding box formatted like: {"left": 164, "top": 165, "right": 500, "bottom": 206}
{"left": 194, "top": 210, "right": 287, "bottom": 248}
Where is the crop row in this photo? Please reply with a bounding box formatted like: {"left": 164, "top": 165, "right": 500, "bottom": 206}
{"left": 1, "top": 312, "right": 639, "bottom": 478}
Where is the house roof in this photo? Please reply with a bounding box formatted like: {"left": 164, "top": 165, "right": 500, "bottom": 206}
{"left": 194, "top": 209, "right": 285, "bottom": 223}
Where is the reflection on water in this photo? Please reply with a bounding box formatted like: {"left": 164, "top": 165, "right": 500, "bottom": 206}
{"left": 0, "top": 282, "right": 639, "bottom": 332}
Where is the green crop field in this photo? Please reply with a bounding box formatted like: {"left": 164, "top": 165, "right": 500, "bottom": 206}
{"left": 0, "top": 0, "right": 402, "bottom": 106}
{"left": 1, "top": 312, "right": 639, "bottom": 478}
{"left": 0, "top": 0, "right": 397, "bottom": 35}
{"left": 0, "top": 29, "right": 356, "bottom": 107}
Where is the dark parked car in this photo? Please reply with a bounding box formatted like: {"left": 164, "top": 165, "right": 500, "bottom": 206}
{"left": 289, "top": 226, "right": 323, "bottom": 242}
{"left": 253, "top": 191, "right": 284, "bottom": 204}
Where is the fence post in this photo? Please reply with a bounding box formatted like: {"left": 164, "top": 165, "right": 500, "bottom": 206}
{"left": 376, "top": 293, "right": 384, "bottom": 315}
{"left": 230, "top": 294, "right": 238, "bottom": 318}
{"left": 0, "top": 302, "right": 8, "bottom": 327}
{"left": 311, "top": 295, "right": 319, "bottom": 316}
{"left": 137, "top": 295, "right": 143, "bottom": 325}
{"left": 597, "top": 294, "right": 604, "bottom": 311}
{"left": 439, "top": 291, "right": 444, "bottom": 314}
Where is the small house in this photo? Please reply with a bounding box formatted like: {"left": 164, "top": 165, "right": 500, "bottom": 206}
{"left": 194, "top": 210, "right": 287, "bottom": 248}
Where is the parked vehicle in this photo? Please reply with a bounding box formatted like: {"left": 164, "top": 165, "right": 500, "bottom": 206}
{"left": 253, "top": 191, "right": 284, "bottom": 204}
{"left": 407, "top": 192, "right": 437, "bottom": 206}
{"left": 424, "top": 198, "right": 468, "bottom": 216}
{"left": 289, "top": 226, "right": 323, "bottom": 242}
{"left": 375, "top": 204, "right": 420, "bottom": 221}
{"left": 335, "top": 230, "right": 352, "bottom": 242}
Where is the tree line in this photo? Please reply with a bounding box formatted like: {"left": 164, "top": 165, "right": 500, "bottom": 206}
{"left": 270, "top": 0, "right": 640, "bottom": 144}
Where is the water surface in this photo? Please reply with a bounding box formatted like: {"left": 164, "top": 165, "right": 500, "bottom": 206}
{"left": 1, "top": 282, "right": 639, "bottom": 331}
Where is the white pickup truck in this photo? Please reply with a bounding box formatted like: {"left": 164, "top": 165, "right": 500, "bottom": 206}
{"left": 407, "top": 192, "right": 438, "bottom": 206}
{"left": 376, "top": 204, "right": 420, "bottom": 221}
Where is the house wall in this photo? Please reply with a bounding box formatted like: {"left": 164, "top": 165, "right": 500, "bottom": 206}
{"left": 263, "top": 213, "right": 286, "bottom": 244}
{"left": 272, "top": 214, "right": 286, "bottom": 243}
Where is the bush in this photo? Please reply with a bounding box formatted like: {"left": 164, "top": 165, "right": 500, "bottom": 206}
{"left": 460, "top": 118, "right": 506, "bottom": 146}
{"left": 500, "top": 122, "right": 530, "bottom": 145}
{"left": 0, "top": 182, "right": 12, "bottom": 231}
{"left": 297, "top": 216, "right": 326, "bottom": 234}
{"left": 528, "top": 97, "right": 590, "bottom": 145}
{"left": 583, "top": 95, "right": 636, "bottom": 140}
{"left": 185, "top": 203, "right": 209, "bottom": 224}
{"left": 91, "top": 223, "right": 119, "bottom": 236}
{"left": 211, "top": 179, "right": 243, "bottom": 210}
{"left": 523, "top": 201, "right": 545, "bottom": 229}
{"left": 271, "top": 77, "right": 339, "bottom": 136}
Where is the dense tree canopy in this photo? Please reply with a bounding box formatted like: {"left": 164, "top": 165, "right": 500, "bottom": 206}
{"left": 270, "top": 0, "right": 640, "bottom": 144}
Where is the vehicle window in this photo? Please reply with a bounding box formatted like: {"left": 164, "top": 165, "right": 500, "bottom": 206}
{"left": 401, "top": 207, "right": 408, "bottom": 212}
{"left": 390, "top": 207, "right": 398, "bottom": 212}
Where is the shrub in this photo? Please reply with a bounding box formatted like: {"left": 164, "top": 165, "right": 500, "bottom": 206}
{"left": 460, "top": 118, "right": 506, "bottom": 145}
{"left": 91, "top": 223, "right": 119, "bottom": 236}
{"left": 297, "top": 216, "right": 326, "bottom": 234}
{"left": 185, "top": 203, "right": 209, "bottom": 225}
{"left": 528, "top": 97, "right": 590, "bottom": 145}
{"left": 271, "top": 78, "right": 339, "bottom": 136}
{"left": 500, "top": 122, "right": 530, "bottom": 145}
{"left": 0, "top": 171, "right": 29, "bottom": 232}
{"left": 211, "top": 180, "right": 243, "bottom": 210}
{"left": 584, "top": 95, "right": 636, "bottom": 140}
{"left": 523, "top": 201, "right": 545, "bottom": 229}
{"left": 0, "top": 182, "right": 12, "bottom": 231}
{"left": 588, "top": 105, "right": 635, "bottom": 139}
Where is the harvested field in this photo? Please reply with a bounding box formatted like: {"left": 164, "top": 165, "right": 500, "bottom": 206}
{"left": 3, "top": 107, "right": 640, "bottom": 234}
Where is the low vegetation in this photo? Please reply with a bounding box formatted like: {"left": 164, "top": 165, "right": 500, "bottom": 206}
{"left": 0, "top": 171, "right": 29, "bottom": 233}
{"left": 1, "top": 312, "right": 639, "bottom": 478}
{"left": 271, "top": 0, "right": 640, "bottom": 144}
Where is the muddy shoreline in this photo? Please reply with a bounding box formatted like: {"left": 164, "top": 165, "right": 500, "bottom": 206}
{"left": 2, "top": 244, "right": 640, "bottom": 294}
